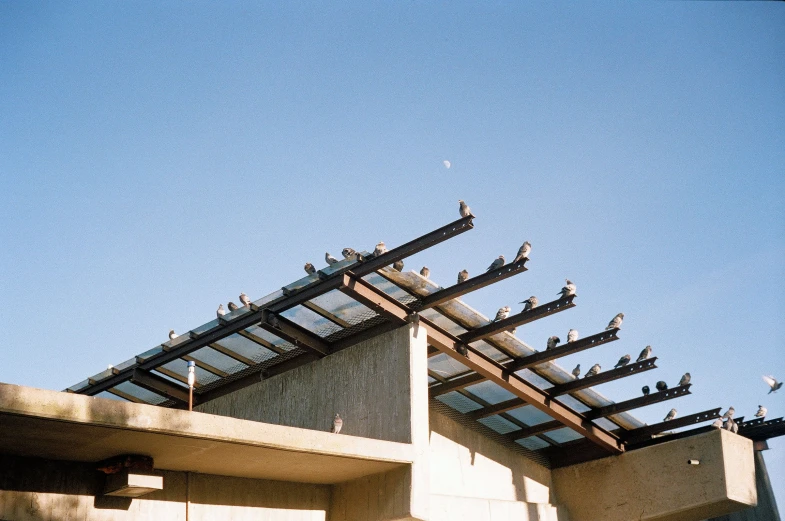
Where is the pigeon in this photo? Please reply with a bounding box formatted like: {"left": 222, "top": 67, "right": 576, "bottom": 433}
{"left": 678, "top": 373, "right": 691, "bottom": 386}
{"left": 456, "top": 344, "right": 469, "bottom": 357}
{"left": 392, "top": 260, "right": 404, "bottom": 272}
{"left": 458, "top": 200, "right": 471, "bottom": 218}
{"left": 227, "top": 302, "right": 239, "bottom": 311}
{"left": 558, "top": 279, "right": 576, "bottom": 298}
{"left": 585, "top": 363, "right": 601, "bottom": 378}
{"left": 663, "top": 408, "right": 677, "bottom": 422}
{"left": 614, "top": 354, "right": 631, "bottom": 368}
{"left": 420, "top": 266, "right": 430, "bottom": 278}
{"left": 325, "top": 252, "right": 339, "bottom": 265}
{"left": 572, "top": 364, "right": 581, "bottom": 378}
{"left": 331, "top": 414, "right": 343, "bottom": 434}
{"left": 374, "top": 241, "right": 387, "bottom": 256}
{"left": 217, "top": 304, "right": 226, "bottom": 318}
{"left": 341, "top": 248, "right": 356, "bottom": 259}
{"left": 642, "top": 385, "right": 650, "bottom": 396}
{"left": 546, "top": 336, "right": 561, "bottom": 350}
{"left": 304, "top": 262, "right": 316, "bottom": 275}
{"left": 512, "top": 241, "right": 531, "bottom": 264}
{"left": 755, "top": 405, "right": 767, "bottom": 418}
{"left": 486, "top": 255, "right": 505, "bottom": 272}
{"left": 724, "top": 417, "right": 738, "bottom": 433}
{"left": 520, "top": 296, "right": 538, "bottom": 312}
{"left": 656, "top": 381, "right": 668, "bottom": 392}
{"left": 493, "top": 306, "right": 511, "bottom": 322}
{"left": 169, "top": 330, "right": 178, "bottom": 340}
{"left": 636, "top": 345, "right": 652, "bottom": 362}
{"left": 239, "top": 293, "right": 251, "bottom": 307}
{"left": 508, "top": 327, "right": 517, "bottom": 335}
{"left": 712, "top": 418, "right": 723, "bottom": 429}
{"left": 763, "top": 375, "right": 783, "bottom": 394}
{"left": 567, "top": 329, "right": 579, "bottom": 343}
{"left": 457, "top": 269, "right": 469, "bottom": 283}
{"left": 721, "top": 406, "right": 735, "bottom": 420}
{"left": 606, "top": 313, "right": 624, "bottom": 330}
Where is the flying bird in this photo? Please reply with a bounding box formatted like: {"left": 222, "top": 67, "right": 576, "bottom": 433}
{"left": 169, "top": 330, "right": 178, "bottom": 340}
{"left": 712, "top": 418, "right": 723, "bottom": 429}
{"left": 678, "top": 373, "right": 691, "bottom": 386}
{"left": 755, "top": 405, "right": 767, "bottom": 418}
{"left": 325, "top": 252, "right": 339, "bottom": 265}
{"left": 606, "top": 313, "right": 624, "bottom": 330}
{"left": 585, "top": 363, "right": 601, "bottom": 378}
{"left": 341, "top": 248, "right": 356, "bottom": 259}
{"left": 614, "top": 354, "right": 631, "bottom": 368}
{"left": 546, "top": 336, "right": 561, "bottom": 350}
{"left": 520, "top": 296, "right": 538, "bottom": 312}
{"left": 443, "top": 160, "right": 451, "bottom": 169}
{"left": 216, "top": 304, "right": 226, "bottom": 318}
{"left": 642, "top": 385, "right": 650, "bottom": 396}
{"left": 493, "top": 306, "right": 511, "bottom": 322}
{"left": 558, "top": 279, "right": 576, "bottom": 298}
{"left": 304, "top": 262, "right": 316, "bottom": 275}
{"left": 721, "top": 406, "right": 735, "bottom": 420}
{"left": 663, "top": 408, "right": 677, "bottom": 422}
{"left": 458, "top": 200, "right": 471, "bottom": 217}
{"left": 486, "top": 255, "right": 505, "bottom": 272}
{"left": 374, "top": 241, "right": 387, "bottom": 256}
{"left": 512, "top": 242, "right": 531, "bottom": 264}
{"left": 567, "top": 329, "right": 579, "bottom": 343}
{"left": 572, "top": 364, "right": 581, "bottom": 378}
{"left": 227, "top": 302, "right": 239, "bottom": 311}
{"left": 392, "top": 260, "right": 404, "bottom": 272}
{"left": 420, "top": 266, "right": 430, "bottom": 278}
{"left": 636, "top": 345, "right": 652, "bottom": 362}
{"left": 239, "top": 293, "right": 251, "bottom": 307}
{"left": 457, "top": 269, "right": 469, "bottom": 283}
{"left": 763, "top": 375, "right": 782, "bottom": 394}
{"left": 656, "top": 381, "right": 668, "bottom": 392}
{"left": 331, "top": 414, "right": 343, "bottom": 434}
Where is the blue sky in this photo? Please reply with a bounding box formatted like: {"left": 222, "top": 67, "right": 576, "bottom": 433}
{"left": 2, "top": 1, "right": 784, "bottom": 507}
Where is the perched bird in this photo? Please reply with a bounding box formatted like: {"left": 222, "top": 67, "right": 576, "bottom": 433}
{"left": 217, "top": 304, "right": 226, "bottom": 318}
{"left": 227, "top": 302, "right": 239, "bottom": 312}
{"left": 614, "top": 354, "right": 631, "bottom": 368}
{"left": 325, "top": 252, "right": 339, "bottom": 265}
{"left": 678, "top": 373, "right": 691, "bottom": 386}
{"left": 763, "top": 375, "right": 783, "bottom": 394}
{"left": 420, "top": 266, "right": 430, "bottom": 278}
{"left": 585, "top": 363, "right": 601, "bottom": 378}
{"left": 512, "top": 241, "right": 531, "bottom": 264}
{"left": 392, "top": 260, "right": 404, "bottom": 272}
{"left": 606, "top": 313, "right": 624, "bottom": 330}
{"left": 724, "top": 417, "right": 738, "bottom": 433}
{"left": 331, "top": 414, "right": 343, "bottom": 434}
{"left": 304, "top": 262, "right": 316, "bottom": 275}
{"left": 663, "top": 408, "right": 677, "bottom": 422}
{"left": 642, "top": 385, "right": 650, "bottom": 396}
{"left": 508, "top": 327, "right": 517, "bottom": 335}
{"left": 169, "top": 330, "right": 178, "bottom": 340}
{"left": 755, "top": 405, "right": 767, "bottom": 418}
{"left": 239, "top": 293, "right": 251, "bottom": 307}
{"left": 493, "top": 306, "right": 511, "bottom": 322}
{"left": 558, "top": 279, "right": 576, "bottom": 298}
{"left": 341, "top": 247, "right": 356, "bottom": 259}
{"left": 374, "top": 241, "right": 387, "bottom": 256}
{"left": 546, "top": 336, "right": 561, "bottom": 350}
{"left": 456, "top": 344, "right": 469, "bottom": 357}
{"left": 712, "top": 418, "right": 723, "bottom": 429}
{"left": 572, "top": 364, "right": 581, "bottom": 378}
{"left": 636, "top": 345, "right": 652, "bottom": 362}
{"left": 486, "top": 255, "right": 505, "bottom": 272}
{"left": 656, "top": 381, "right": 668, "bottom": 392}
{"left": 457, "top": 269, "right": 469, "bottom": 283}
{"left": 721, "top": 406, "right": 735, "bottom": 420}
{"left": 458, "top": 200, "right": 471, "bottom": 218}
{"left": 520, "top": 296, "right": 538, "bottom": 312}
{"left": 567, "top": 329, "right": 579, "bottom": 343}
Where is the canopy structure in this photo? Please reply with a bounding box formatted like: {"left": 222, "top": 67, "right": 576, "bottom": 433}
{"left": 67, "top": 213, "right": 780, "bottom": 467}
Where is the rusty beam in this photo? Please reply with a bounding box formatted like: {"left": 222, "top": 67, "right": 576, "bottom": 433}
{"left": 506, "top": 420, "right": 564, "bottom": 441}
{"left": 259, "top": 310, "right": 330, "bottom": 357}
{"left": 621, "top": 407, "right": 722, "bottom": 442}
{"left": 130, "top": 369, "right": 191, "bottom": 404}
{"left": 459, "top": 296, "right": 576, "bottom": 344}
{"left": 585, "top": 384, "right": 691, "bottom": 420}
{"left": 509, "top": 329, "right": 620, "bottom": 368}
{"left": 301, "top": 301, "right": 352, "bottom": 328}
{"left": 419, "top": 259, "right": 528, "bottom": 309}
{"left": 339, "top": 273, "right": 411, "bottom": 324}
{"left": 547, "top": 358, "right": 658, "bottom": 397}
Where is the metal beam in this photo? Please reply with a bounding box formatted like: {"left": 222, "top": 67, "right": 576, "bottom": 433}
{"left": 422, "top": 317, "right": 624, "bottom": 454}
{"left": 506, "top": 420, "right": 564, "bottom": 441}
{"left": 301, "top": 301, "right": 352, "bottom": 328}
{"left": 130, "top": 369, "right": 191, "bottom": 404}
{"left": 181, "top": 355, "right": 230, "bottom": 378}
{"left": 459, "top": 296, "right": 576, "bottom": 344}
{"left": 154, "top": 367, "right": 202, "bottom": 388}
{"left": 584, "top": 384, "right": 691, "bottom": 420}
{"left": 419, "top": 259, "right": 528, "bottom": 309}
{"left": 106, "top": 387, "right": 148, "bottom": 404}
{"left": 259, "top": 310, "right": 330, "bottom": 357}
{"left": 208, "top": 342, "right": 255, "bottom": 367}
{"left": 466, "top": 398, "right": 527, "bottom": 419}
{"left": 429, "top": 373, "right": 485, "bottom": 397}
{"left": 339, "top": 273, "right": 411, "bottom": 324}
{"left": 621, "top": 407, "right": 722, "bottom": 442}
{"left": 237, "top": 330, "right": 287, "bottom": 354}
{"left": 547, "top": 358, "right": 658, "bottom": 397}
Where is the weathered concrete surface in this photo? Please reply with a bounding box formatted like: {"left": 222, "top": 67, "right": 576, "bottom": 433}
{"left": 430, "top": 494, "right": 563, "bottom": 521}
{"left": 552, "top": 429, "right": 756, "bottom": 521}
{"left": 0, "top": 381, "right": 412, "bottom": 484}
{"left": 704, "top": 450, "right": 781, "bottom": 521}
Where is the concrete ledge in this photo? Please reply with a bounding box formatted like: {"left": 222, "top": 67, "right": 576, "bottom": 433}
{"left": 0, "top": 382, "right": 413, "bottom": 484}
{"left": 429, "top": 494, "right": 562, "bottom": 521}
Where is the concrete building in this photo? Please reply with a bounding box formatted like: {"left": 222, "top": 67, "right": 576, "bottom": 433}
{"left": 1, "top": 215, "right": 781, "bottom": 520}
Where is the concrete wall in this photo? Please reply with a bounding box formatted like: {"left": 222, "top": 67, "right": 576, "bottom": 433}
{"left": 705, "top": 450, "right": 781, "bottom": 521}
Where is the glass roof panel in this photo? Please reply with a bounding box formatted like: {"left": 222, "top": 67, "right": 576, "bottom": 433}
{"left": 428, "top": 353, "right": 470, "bottom": 379}
{"left": 515, "top": 369, "right": 554, "bottom": 389}
{"left": 362, "top": 272, "right": 418, "bottom": 304}
{"left": 464, "top": 380, "right": 516, "bottom": 404}
{"left": 557, "top": 394, "right": 592, "bottom": 413}
{"left": 244, "top": 325, "right": 296, "bottom": 351}
{"left": 280, "top": 304, "right": 342, "bottom": 338}
{"left": 112, "top": 381, "right": 168, "bottom": 405}
{"left": 214, "top": 334, "right": 279, "bottom": 363}
{"left": 158, "top": 359, "right": 218, "bottom": 386}
{"left": 436, "top": 391, "right": 483, "bottom": 413}
{"left": 517, "top": 437, "right": 552, "bottom": 451}
{"left": 593, "top": 417, "right": 620, "bottom": 431}
{"left": 136, "top": 346, "right": 163, "bottom": 363}
{"left": 308, "top": 289, "right": 377, "bottom": 326}
{"left": 253, "top": 289, "right": 285, "bottom": 308}
{"left": 505, "top": 405, "right": 555, "bottom": 426}
{"left": 543, "top": 427, "right": 584, "bottom": 444}
{"left": 282, "top": 273, "right": 321, "bottom": 294}
{"left": 192, "top": 319, "right": 221, "bottom": 336}
{"left": 162, "top": 333, "right": 190, "bottom": 350}
{"left": 112, "top": 357, "right": 137, "bottom": 373}
{"left": 478, "top": 415, "right": 521, "bottom": 435}
{"left": 188, "top": 347, "right": 248, "bottom": 374}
